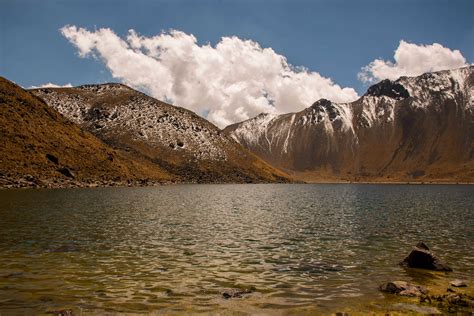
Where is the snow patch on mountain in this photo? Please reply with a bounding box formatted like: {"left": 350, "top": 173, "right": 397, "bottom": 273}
{"left": 282, "top": 114, "right": 296, "bottom": 153}
{"left": 32, "top": 84, "right": 230, "bottom": 161}
{"left": 297, "top": 100, "right": 354, "bottom": 134}
{"left": 397, "top": 67, "right": 471, "bottom": 108}
{"left": 229, "top": 113, "right": 278, "bottom": 147}
{"left": 359, "top": 96, "right": 397, "bottom": 127}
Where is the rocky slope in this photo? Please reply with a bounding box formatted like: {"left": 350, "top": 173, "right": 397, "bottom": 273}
{"left": 31, "top": 84, "right": 289, "bottom": 183}
{"left": 0, "top": 77, "right": 172, "bottom": 188}
{"left": 225, "top": 66, "right": 474, "bottom": 183}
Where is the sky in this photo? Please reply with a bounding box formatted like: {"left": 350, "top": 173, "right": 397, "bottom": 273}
{"left": 1, "top": 0, "right": 473, "bottom": 127}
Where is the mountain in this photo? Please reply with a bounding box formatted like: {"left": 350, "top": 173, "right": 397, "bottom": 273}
{"left": 225, "top": 66, "right": 474, "bottom": 183}
{"left": 0, "top": 77, "right": 172, "bottom": 188}
{"left": 30, "top": 83, "right": 290, "bottom": 184}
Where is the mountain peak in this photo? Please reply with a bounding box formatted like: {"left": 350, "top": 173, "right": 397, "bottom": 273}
{"left": 364, "top": 79, "right": 410, "bottom": 100}
{"left": 310, "top": 98, "right": 333, "bottom": 108}
{"left": 255, "top": 112, "right": 275, "bottom": 118}
{"left": 76, "top": 82, "right": 133, "bottom": 92}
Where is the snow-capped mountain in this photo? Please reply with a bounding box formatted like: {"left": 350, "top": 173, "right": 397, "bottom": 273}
{"left": 225, "top": 66, "right": 474, "bottom": 182}
{"left": 31, "top": 84, "right": 290, "bottom": 183}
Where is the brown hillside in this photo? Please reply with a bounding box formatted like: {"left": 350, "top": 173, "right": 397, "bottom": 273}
{"left": 0, "top": 77, "right": 171, "bottom": 188}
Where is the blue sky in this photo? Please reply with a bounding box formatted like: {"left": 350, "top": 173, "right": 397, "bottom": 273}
{"left": 1, "top": 0, "right": 473, "bottom": 125}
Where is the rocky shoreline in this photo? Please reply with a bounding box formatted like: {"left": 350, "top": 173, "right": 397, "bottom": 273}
{"left": 2, "top": 174, "right": 472, "bottom": 189}
{"left": 378, "top": 243, "right": 473, "bottom": 314}
{"left": 0, "top": 174, "right": 170, "bottom": 189}
{"left": 0, "top": 173, "right": 288, "bottom": 189}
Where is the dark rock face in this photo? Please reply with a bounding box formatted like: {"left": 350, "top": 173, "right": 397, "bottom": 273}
{"left": 311, "top": 98, "right": 332, "bottom": 109}
{"left": 364, "top": 79, "right": 410, "bottom": 100}
{"left": 46, "top": 154, "right": 59, "bottom": 164}
{"left": 57, "top": 167, "right": 75, "bottom": 179}
{"left": 401, "top": 243, "right": 452, "bottom": 271}
{"left": 309, "top": 99, "right": 341, "bottom": 122}
{"left": 379, "top": 281, "right": 428, "bottom": 297}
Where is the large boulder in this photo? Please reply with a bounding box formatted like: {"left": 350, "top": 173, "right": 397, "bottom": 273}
{"left": 400, "top": 242, "right": 452, "bottom": 271}
{"left": 379, "top": 281, "right": 428, "bottom": 297}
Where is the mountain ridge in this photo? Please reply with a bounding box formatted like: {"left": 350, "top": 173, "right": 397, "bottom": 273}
{"left": 225, "top": 66, "right": 474, "bottom": 183}
{"left": 3, "top": 66, "right": 471, "bottom": 187}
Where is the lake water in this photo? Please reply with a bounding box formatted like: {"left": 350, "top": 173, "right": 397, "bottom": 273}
{"left": 0, "top": 184, "right": 473, "bottom": 314}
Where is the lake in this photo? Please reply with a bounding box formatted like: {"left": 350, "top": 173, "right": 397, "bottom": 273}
{"left": 0, "top": 184, "right": 473, "bottom": 314}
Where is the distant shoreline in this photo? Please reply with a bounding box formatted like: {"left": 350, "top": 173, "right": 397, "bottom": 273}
{"left": 1, "top": 179, "right": 472, "bottom": 189}
{"left": 300, "top": 180, "right": 474, "bottom": 185}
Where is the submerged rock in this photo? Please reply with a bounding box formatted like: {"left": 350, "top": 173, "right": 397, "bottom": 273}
{"left": 273, "top": 262, "right": 345, "bottom": 274}
{"left": 221, "top": 288, "right": 253, "bottom": 299}
{"left": 391, "top": 303, "right": 441, "bottom": 314}
{"left": 49, "top": 244, "right": 81, "bottom": 253}
{"left": 2, "top": 272, "right": 23, "bottom": 278}
{"left": 45, "top": 310, "right": 73, "bottom": 316}
{"left": 400, "top": 242, "right": 452, "bottom": 271}
{"left": 450, "top": 279, "right": 468, "bottom": 287}
{"left": 443, "top": 293, "right": 471, "bottom": 307}
{"left": 379, "top": 281, "right": 428, "bottom": 297}
{"left": 420, "top": 293, "right": 474, "bottom": 310}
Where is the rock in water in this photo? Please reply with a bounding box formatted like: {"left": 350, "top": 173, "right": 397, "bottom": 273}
{"left": 379, "top": 281, "right": 428, "bottom": 297}
{"left": 450, "top": 280, "right": 468, "bottom": 287}
{"left": 415, "top": 241, "right": 430, "bottom": 251}
{"left": 45, "top": 310, "right": 73, "bottom": 316}
{"left": 400, "top": 242, "right": 452, "bottom": 271}
{"left": 221, "top": 288, "right": 252, "bottom": 299}
{"left": 390, "top": 303, "right": 441, "bottom": 314}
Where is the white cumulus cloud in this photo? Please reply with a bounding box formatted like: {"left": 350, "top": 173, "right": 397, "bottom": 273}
{"left": 60, "top": 25, "right": 359, "bottom": 128}
{"left": 29, "top": 82, "right": 73, "bottom": 89}
{"left": 359, "top": 40, "right": 468, "bottom": 83}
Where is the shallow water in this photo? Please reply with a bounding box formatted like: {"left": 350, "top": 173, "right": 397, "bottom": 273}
{"left": 0, "top": 184, "right": 473, "bottom": 314}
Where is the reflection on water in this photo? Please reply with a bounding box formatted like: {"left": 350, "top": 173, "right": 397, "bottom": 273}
{"left": 0, "top": 184, "right": 472, "bottom": 314}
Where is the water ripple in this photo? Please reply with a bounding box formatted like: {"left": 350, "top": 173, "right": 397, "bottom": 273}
{"left": 0, "top": 184, "right": 472, "bottom": 314}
